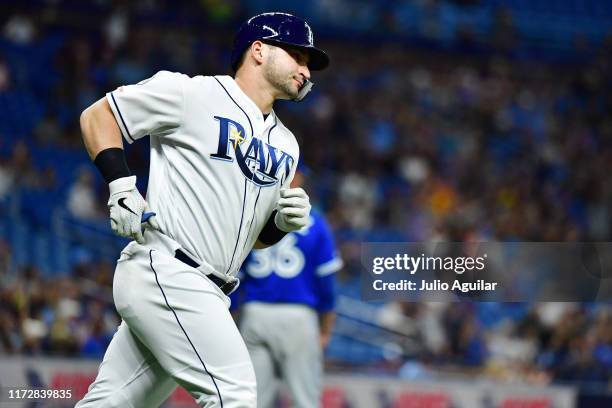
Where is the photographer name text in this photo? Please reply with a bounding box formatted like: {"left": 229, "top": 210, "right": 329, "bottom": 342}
{"left": 373, "top": 279, "right": 498, "bottom": 293}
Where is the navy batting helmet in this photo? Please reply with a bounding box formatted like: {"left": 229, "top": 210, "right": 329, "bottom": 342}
{"left": 231, "top": 12, "right": 329, "bottom": 72}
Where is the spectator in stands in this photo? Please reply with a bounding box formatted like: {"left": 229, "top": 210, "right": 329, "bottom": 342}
{"left": 67, "top": 167, "right": 102, "bottom": 220}
{"left": 0, "top": 156, "right": 14, "bottom": 199}
{"left": 9, "top": 141, "right": 39, "bottom": 189}
{"left": 0, "top": 57, "right": 10, "bottom": 91}
{"left": 2, "top": 10, "right": 36, "bottom": 45}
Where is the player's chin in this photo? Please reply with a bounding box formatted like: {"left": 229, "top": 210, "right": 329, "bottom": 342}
{"left": 291, "top": 80, "right": 303, "bottom": 96}
{"left": 278, "top": 83, "right": 299, "bottom": 100}
{"left": 287, "top": 89, "right": 299, "bottom": 99}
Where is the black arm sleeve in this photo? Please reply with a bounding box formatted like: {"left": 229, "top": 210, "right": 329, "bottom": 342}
{"left": 257, "top": 210, "right": 288, "bottom": 245}
{"left": 93, "top": 147, "right": 131, "bottom": 183}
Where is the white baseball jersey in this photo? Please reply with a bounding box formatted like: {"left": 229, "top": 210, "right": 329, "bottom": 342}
{"left": 106, "top": 71, "right": 298, "bottom": 277}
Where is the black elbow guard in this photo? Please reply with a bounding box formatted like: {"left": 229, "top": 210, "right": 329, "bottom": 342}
{"left": 257, "top": 210, "right": 288, "bottom": 245}
{"left": 93, "top": 147, "right": 131, "bottom": 183}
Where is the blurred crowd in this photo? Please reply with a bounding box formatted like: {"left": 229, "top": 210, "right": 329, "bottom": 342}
{"left": 0, "top": 242, "right": 119, "bottom": 358}
{"left": 317, "top": 44, "right": 612, "bottom": 243}
{"left": 377, "top": 301, "right": 611, "bottom": 387}
{"left": 0, "top": 0, "right": 610, "bottom": 390}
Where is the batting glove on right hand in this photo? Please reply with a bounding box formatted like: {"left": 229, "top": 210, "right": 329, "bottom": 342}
{"left": 108, "top": 176, "right": 159, "bottom": 244}
{"left": 274, "top": 187, "right": 311, "bottom": 233}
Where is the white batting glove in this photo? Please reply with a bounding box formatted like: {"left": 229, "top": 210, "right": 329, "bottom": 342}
{"left": 274, "top": 188, "right": 311, "bottom": 232}
{"left": 107, "top": 176, "right": 159, "bottom": 244}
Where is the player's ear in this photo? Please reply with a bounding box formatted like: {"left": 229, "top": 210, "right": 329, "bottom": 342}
{"left": 250, "top": 40, "right": 266, "bottom": 66}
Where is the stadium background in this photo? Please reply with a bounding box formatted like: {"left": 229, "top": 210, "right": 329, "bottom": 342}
{"left": 0, "top": 0, "right": 610, "bottom": 406}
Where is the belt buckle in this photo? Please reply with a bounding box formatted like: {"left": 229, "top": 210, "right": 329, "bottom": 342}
{"left": 219, "top": 280, "right": 238, "bottom": 295}
{"left": 175, "top": 249, "right": 236, "bottom": 295}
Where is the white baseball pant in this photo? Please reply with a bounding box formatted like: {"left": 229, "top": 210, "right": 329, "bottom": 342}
{"left": 76, "top": 241, "right": 257, "bottom": 408}
{"left": 239, "top": 302, "right": 322, "bottom": 408}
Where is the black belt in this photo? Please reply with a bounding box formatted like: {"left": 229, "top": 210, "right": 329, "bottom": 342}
{"left": 174, "top": 249, "right": 237, "bottom": 295}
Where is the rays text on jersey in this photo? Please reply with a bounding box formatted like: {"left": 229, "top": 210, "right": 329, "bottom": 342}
{"left": 210, "top": 116, "right": 294, "bottom": 187}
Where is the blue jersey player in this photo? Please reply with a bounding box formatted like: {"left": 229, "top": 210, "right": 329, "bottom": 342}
{"left": 232, "top": 168, "right": 342, "bottom": 408}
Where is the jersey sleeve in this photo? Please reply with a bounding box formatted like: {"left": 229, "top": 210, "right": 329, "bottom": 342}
{"left": 313, "top": 215, "right": 343, "bottom": 312}
{"left": 314, "top": 216, "right": 343, "bottom": 277}
{"left": 105, "top": 71, "right": 185, "bottom": 144}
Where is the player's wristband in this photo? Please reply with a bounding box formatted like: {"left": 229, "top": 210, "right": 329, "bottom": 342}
{"left": 258, "top": 210, "right": 288, "bottom": 245}
{"left": 94, "top": 147, "right": 131, "bottom": 183}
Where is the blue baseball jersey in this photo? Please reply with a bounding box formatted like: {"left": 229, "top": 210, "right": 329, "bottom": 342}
{"left": 232, "top": 210, "right": 342, "bottom": 312}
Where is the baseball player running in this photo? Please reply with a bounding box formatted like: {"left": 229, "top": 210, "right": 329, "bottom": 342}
{"left": 75, "top": 12, "right": 329, "bottom": 408}
{"left": 232, "top": 166, "right": 342, "bottom": 408}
